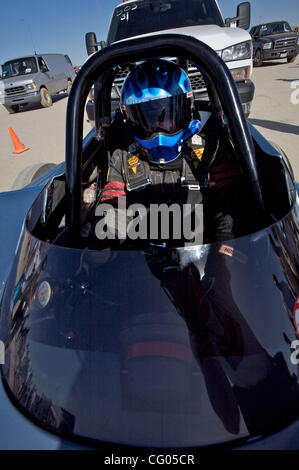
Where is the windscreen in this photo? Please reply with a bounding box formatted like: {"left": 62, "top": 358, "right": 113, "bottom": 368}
{"left": 107, "top": 0, "right": 224, "bottom": 44}
{"left": 2, "top": 57, "right": 38, "bottom": 78}
{"left": 260, "top": 22, "right": 292, "bottom": 36}
{"left": 1, "top": 209, "right": 299, "bottom": 447}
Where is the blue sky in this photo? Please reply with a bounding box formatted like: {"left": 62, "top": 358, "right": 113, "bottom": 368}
{"left": 0, "top": 0, "right": 298, "bottom": 67}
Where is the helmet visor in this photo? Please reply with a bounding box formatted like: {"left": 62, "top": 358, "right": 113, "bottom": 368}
{"left": 124, "top": 94, "right": 192, "bottom": 140}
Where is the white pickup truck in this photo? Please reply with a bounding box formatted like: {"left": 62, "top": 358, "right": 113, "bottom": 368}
{"left": 86, "top": 0, "right": 255, "bottom": 120}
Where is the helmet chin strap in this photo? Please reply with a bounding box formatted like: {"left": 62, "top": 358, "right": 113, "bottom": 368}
{"left": 135, "top": 120, "right": 202, "bottom": 164}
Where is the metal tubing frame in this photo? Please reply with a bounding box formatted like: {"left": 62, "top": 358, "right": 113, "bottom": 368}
{"left": 66, "top": 34, "right": 265, "bottom": 233}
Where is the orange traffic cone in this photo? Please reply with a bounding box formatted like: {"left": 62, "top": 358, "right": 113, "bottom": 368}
{"left": 8, "top": 127, "right": 30, "bottom": 154}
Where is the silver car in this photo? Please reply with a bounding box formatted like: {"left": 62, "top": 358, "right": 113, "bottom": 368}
{"left": 0, "top": 53, "right": 76, "bottom": 113}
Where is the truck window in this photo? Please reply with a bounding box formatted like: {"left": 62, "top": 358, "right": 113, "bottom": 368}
{"left": 260, "top": 22, "right": 292, "bottom": 36}
{"left": 250, "top": 26, "right": 258, "bottom": 37}
{"left": 107, "top": 0, "right": 224, "bottom": 45}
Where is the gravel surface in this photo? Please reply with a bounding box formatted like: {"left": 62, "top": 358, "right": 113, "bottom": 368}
{"left": 250, "top": 55, "right": 299, "bottom": 178}
{"left": 0, "top": 92, "right": 90, "bottom": 192}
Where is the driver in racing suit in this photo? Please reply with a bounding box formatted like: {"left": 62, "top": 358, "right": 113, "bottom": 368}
{"left": 97, "top": 59, "right": 243, "bottom": 244}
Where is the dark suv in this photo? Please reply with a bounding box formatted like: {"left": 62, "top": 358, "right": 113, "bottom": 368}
{"left": 250, "top": 21, "right": 299, "bottom": 66}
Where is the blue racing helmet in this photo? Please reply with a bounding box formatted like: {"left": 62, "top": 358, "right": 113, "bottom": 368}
{"left": 121, "top": 59, "right": 201, "bottom": 164}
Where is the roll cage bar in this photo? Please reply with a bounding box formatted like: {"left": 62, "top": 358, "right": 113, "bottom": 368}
{"left": 65, "top": 34, "right": 265, "bottom": 235}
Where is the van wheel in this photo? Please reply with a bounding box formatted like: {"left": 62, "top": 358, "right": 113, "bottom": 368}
{"left": 11, "top": 163, "right": 56, "bottom": 190}
{"left": 254, "top": 49, "right": 263, "bottom": 67}
{"left": 40, "top": 88, "right": 53, "bottom": 108}
{"left": 67, "top": 79, "right": 72, "bottom": 94}
{"left": 4, "top": 104, "right": 20, "bottom": 114}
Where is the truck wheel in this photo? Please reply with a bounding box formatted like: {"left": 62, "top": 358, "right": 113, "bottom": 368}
{"left": 11, "top": 163, "right": 56, "bottom": 190}
{"left": 287, "top": 56, "right": 296, "bottom": 63}
{"left": 67, "top": 79, "right": 72, "bottom": 94}
{"left": 4, "top": 104, "right": 20, "bottom": 114}
{"left": 40, "top": 88, "right": 53, "bottom": 108}
{"left": 254, "top": 49, "right": 263, "bottom": 67}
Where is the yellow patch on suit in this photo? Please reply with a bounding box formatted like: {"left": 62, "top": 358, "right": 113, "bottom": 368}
{"left": 191, "top": 147, "right": 204, "bottom": 169}
{"left": 128, "top": 155, "right": 139, "bottom": 174}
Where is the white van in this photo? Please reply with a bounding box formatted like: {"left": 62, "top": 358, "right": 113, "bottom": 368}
{"left": 86, "top": 0, "right": 254, "bottom": 118}
{"left": 0, "top": 53, "right": 76, "bottom": 113}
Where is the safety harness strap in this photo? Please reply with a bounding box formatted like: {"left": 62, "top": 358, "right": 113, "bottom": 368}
{"left": 181, "top": 157, "right": 201, "bottom": 190}
{"left": 122, "top": 146, "right": 207, "bottom": 193}
{"left": 122, "top": 151, "right": 152, "bottom": 192}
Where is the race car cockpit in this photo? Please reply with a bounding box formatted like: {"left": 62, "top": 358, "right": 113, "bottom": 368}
{"left": 22, "top": 34, "right": 295, "bottom": 251}
{"left": 0, "top": 35, "right": 299, "bottom": 449}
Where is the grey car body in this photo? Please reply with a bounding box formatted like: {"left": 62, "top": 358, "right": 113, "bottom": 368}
{"left": 0, "top": 133, "right": 299, "bottom": 450}
{"left": 0, "top": 54, "right": 76, "bottom": 113}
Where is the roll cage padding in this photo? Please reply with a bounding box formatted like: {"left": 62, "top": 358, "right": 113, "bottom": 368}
{"left": 66, "top": 34, "right": 265, "bottom": 234}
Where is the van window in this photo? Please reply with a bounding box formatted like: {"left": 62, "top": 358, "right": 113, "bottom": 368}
{"left": 64, "top": 55, "right": 73, "bottom": 66}
{"left": 38, "top": 57, "right": 49, "bottom": 73}
{"left": 2, "top": 57, "right": 38, "bottom": 78}
{"left": 107, "top": 0, "right": 224, "bottom": 45}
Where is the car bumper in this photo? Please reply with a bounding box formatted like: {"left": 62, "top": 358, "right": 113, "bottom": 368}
{"left": 236, "top": 79, "right": 255, "bottom": 117}
{"left": 0, "top": 90, "right": 41, "bottom": 107}
{"left": 261, "top": 47, "right": 299, "bottom": 61}
{"left": 195, "top": 79, "right": 255, "bottom": 118}
{"left": 86, "top": 99, "right": 95, "bottom": 124}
